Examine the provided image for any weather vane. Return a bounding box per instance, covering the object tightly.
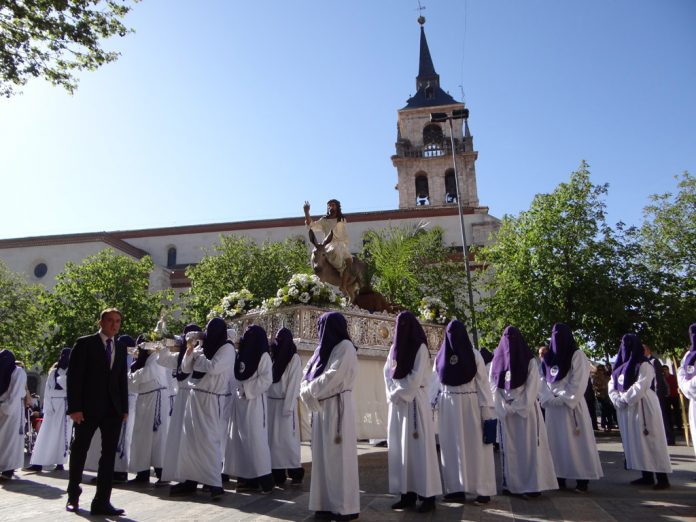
[416,1,426,24]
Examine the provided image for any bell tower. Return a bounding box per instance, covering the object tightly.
[392,16,480,210]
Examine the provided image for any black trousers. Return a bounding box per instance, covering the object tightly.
[67,415,122,504]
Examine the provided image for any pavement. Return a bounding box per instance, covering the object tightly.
[1,432,695,521]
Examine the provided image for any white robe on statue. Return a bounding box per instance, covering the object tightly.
[267,354,302,470]
[156,350,193,482]
[677,354,696,458]
[0,366,27,473]
[539,350,603,480]
[609,362,672,473]
[30,369,72,466]
[178,343,235,487]
[434,350,496,497]
[128,354,171,472]
[300,340,360,516]
[492,359,558,494]
[385,344,441,498]
[225,353,273,479]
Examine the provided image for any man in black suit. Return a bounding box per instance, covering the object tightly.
[65,308,129,516]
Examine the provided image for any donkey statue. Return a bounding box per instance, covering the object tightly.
[308,228,369,303]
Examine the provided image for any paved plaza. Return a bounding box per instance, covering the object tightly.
[1,434,695,521]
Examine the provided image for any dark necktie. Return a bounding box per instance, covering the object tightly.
[105,338,113,368]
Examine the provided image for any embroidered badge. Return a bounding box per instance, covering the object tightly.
[687,365,695,374]
[239,362,246,373]
[504,370,511,383]
[449,354,458,365]
[618,374,625,385]
[550,365,559,377]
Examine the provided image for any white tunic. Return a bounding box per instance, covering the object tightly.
[300,340,360,516]
[384,344,442,498]
[128,354,171,472]
[178,343,235,487]
[30,369,73,466]
[492,359,558,494]
[156,350,194,482]
[267,354,302,469]
[677,354,696,458]
[539,350,603,480]
[434,350,497,496]
[225,352,273,478]
[609,362,672,473]
[0,366,27,472]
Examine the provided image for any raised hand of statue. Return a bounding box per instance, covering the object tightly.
[303,201,311,214]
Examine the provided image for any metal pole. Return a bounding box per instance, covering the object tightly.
[447,117,479,350]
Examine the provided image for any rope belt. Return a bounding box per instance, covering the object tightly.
[318,390,352,444]
[192,387,228,417]
[140,386,166,432]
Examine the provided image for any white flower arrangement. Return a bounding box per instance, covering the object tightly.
[417,296,450,325]
[261,273,347,311]
[208,288,256,320]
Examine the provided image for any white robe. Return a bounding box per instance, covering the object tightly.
[434,350,497,496]
[128,354,171,472]
[267,353,302,469]
[609,362,672,473]
[30,369,73,466]
[384,344,441,498]
[225,352,273,478]
[0,366,27,473]
[178,343,235,487]
[539,350,603,480]
[156,350,193,482]
[492,359,558,494]
[677,353,696,458]
[300,340,360,516]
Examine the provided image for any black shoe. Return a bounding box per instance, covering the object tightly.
[154,479,170,487]
[653,481,670,490]
[90,502,125,516]
[170,481,197,496]
[443,492,467,502]
[416,498,436,513]
[391,492,417,509]
[575,480,589,492]
[25,464,42,472]
[65,499,79,513]
[128,471,150,485]
[630,477,655,486]
[210,486,224,500]
[474,496,491,505]
[221,473,231,483]
[557,478,567,489]
[55,465,64,471]
[524,492,541,498]
[1,470,14,479]
[333,514,359,521]
[314,512,333,520]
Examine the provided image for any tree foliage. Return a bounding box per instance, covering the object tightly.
[184,235,311,325]
[474,162,637,358]
[0,259,48,365]
[361,222,469,322]
[0,0,138,97]
[44,249,173,370]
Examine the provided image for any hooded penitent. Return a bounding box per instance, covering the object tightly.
[490,326,534,390]
[130,334,150,372]
[192,317,228,379]
[0,349,17,397]
[270,327,297,383]
[435,319,476,386]
[683,323,696,381]
[54,347,72,390]
[541,323,578,383]
[612,333,647,392]
[234,325,269,381]
[305,311,352,382]
[174,323,202,381]
[387,311,428,380]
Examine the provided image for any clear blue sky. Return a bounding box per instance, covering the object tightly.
[1,0,694,240]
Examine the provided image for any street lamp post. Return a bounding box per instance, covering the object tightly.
[430,109,479,350]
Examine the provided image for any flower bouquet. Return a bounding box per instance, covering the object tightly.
[261,273,347,311]
[417,296,450,325]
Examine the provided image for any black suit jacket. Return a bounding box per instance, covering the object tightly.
[67,332,129,419]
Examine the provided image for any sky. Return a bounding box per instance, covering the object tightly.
[1,0,694,240]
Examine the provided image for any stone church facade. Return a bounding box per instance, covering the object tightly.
[0,18,499,293]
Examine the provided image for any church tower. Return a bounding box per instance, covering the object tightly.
[392,16,480,210]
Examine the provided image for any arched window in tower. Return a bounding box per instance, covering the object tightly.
[445,169,457,203]
[422,124,444,157]
[167,247,177,268]
[415,175,430,206]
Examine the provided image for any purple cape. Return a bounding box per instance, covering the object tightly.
[193,317,228,379]
[490,326,534,390]
[0,349,16,397]
[270,327,297,383]
[305,312,353,382]
[388,311,428,380]
[435,319,476,386]
[682,323,696,381]
[175,323,202,381]
[542,323,578,383]
[235,325,269,381]
[611,333,647,392]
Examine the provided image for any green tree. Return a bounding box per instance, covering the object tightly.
[474,162,636,358]
[44,249,173,370]
[184,235,311,325]
[0,259,48,365]
[638,172,695,357]
[361,223,469,321]
[0,0,139,97]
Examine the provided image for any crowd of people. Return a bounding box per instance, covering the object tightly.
[0,308,694,520]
